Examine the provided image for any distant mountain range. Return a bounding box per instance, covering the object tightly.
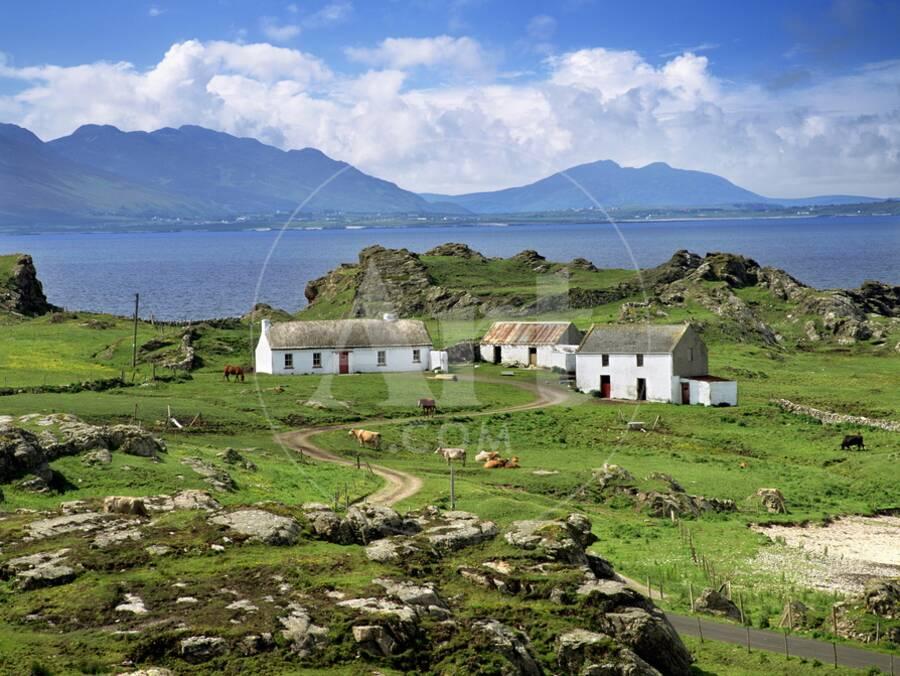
[0,122,890,227]
[419,160,886,213]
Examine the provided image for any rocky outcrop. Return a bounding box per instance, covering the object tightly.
[557,629,661,676]
[773,398,900,433]
[754,488,787,514]
[303,502,421,546]
[181,457,236,491]
[504,513,597,565]
[279,603,327,656]
[474,620,543,675]
[179,636,227,663]
[0,548,79,590]
[0,427,53,483]
[0,253,55,316]
[864,580,900,619]
[425,242,488,261]
[209,509,302,545]
[693,587,742,621]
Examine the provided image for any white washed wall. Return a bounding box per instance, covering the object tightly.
[576,353,674,402]
[261,346,429,375]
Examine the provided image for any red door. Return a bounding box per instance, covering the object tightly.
[600,375,611,398]
[339,351,349,374]
[681,382,690,405]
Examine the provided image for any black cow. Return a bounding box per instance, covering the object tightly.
[840,434,865,450]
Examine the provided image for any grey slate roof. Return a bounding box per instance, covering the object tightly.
[266,319,432,350]
[577,324,690,354]
[481,321,580,346]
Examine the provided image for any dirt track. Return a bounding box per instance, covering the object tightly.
[277,373,575,506]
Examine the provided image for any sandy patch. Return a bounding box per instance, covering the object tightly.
[751,515,900,594]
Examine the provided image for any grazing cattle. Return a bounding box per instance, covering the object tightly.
[841,434,865,450]
[483,458,507,469]
[349,428,382,449]
[475,450,499,463]
[435,447,466,466]
[103,496,148,517]
[223,365,245,382]
[417,398,437,417]
[738,461,749,469]
[504,455,520,469]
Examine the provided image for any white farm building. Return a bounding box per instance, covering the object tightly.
[255,318,434,375]
[479,321,584,371]
[575,324,737,406]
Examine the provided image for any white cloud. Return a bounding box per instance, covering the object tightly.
[259,16,301,42]
[304,1,352,28]
[148,6,164,17]
[1,38,899,197]
[346,35,487,74]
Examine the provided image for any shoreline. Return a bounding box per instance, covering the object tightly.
[1,211,898,238]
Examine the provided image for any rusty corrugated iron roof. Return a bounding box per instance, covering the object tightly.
[480,321,579,346]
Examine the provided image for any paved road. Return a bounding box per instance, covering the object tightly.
[278,373,574,506]
[667,612,896,673]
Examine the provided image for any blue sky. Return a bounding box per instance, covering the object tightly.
[1,0,899,196]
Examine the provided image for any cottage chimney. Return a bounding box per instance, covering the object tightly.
[261,318,271,335]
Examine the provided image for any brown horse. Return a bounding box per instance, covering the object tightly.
[223,365,245,382]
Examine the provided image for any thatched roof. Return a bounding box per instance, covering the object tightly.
[266,319,432,349]
[578,324,690,354]
[481,321,581,346]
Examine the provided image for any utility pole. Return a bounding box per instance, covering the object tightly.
[131,293,140,369]
[450,463,456,509]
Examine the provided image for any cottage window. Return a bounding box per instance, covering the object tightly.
[283,353,293,370]
[412,348,421,363]
[601,354,609,367]
[636,354,644,367]
[689,347,694,362]
[312,352,322,369]
[377,350,387,366]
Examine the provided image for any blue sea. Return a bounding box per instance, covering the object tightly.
[1,216,897,320]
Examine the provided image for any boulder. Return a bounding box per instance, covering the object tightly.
[504,514,596,565]
[337,596,418,624]
[352,625,398,657]
[864,580,900,619]
[557,629,661,676]
[118,669,174,676]
[778,600,811,629]
[598,607,693,676]
[209,509,302,545]
[82,448,112,465]
[237,633,275,656]
[179,636,227,663]
[0,427,51,483]
[364,536,420,563]
[693,587,742,621]
[691,252,760,288]
[374,578,450,618]
[424,511,498,552]
[27,511,110,539]
[344,503,415,543]
[593,464,636,491]
[1,548,79,590]
[755,488,787,513]
[473,619,543,676]
[115,593,148,615]
[105,425,166,457]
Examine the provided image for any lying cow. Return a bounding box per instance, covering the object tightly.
[484,457,507,469]
[840,434,865,450]
[475,450,499,463]
[103,495,148,517]
[504,455,520,469]
[435,447,466,466]
[349,428,382,449]
[417,398,437,417]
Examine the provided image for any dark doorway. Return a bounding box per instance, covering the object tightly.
[600,375,611,398]
[636,378,647,401]
[493,346,502,364]
[339,351,350,374]
[681,382,690,405]
[528,347,537,367]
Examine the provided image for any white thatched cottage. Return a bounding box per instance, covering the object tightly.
[575,324,737,405]
[255,318,434,375]
[479,321,583,371]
